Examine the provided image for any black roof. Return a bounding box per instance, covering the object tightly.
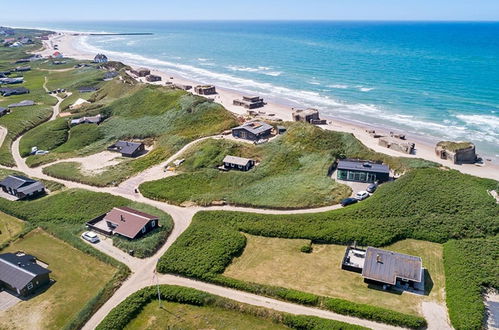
[110,141,143,155]
[362,247,422,285]
[77,86,99,93]
[337,160,390,174]
[0,253,51,290]
[0,175,37,190]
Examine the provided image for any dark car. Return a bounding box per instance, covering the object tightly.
[367,183,378,193]
[341,197,358,207]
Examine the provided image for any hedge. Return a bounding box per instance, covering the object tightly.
[97,285,368,330]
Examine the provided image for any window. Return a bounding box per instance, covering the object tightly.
[151,220,156,227]
[27,282,33,290]
[142,226,146,233]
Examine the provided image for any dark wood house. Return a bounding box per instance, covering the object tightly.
[0,175,45,200]
[0,252,51,296]
[336,159,390,183]
[232,121,273,141]
[222,155,255,171]
[107,141,145,158]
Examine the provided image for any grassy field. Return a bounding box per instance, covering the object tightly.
[140,123,437,208]
[125,301,289,330]
[0,229,117,330]
[41,85,238,186]
[225,235,444,316]
[0,188,173,258]
[0,211,25,245]
[98,285,366,330]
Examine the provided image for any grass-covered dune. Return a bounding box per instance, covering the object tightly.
[140,123,437,209]
[41,85,238,186]
[97,285,367,330]
[443,236,499,330]
[0,188,173,258]
[157,168,498,328]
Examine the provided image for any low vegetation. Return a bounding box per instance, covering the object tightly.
[0,229,117,330]
[97,285,367,330]
[443,236,499,330]
[0,189,173,258]
[140,123,437,208]
[157,168,497,327]
[19,118,69,157]
[0,211,25,245]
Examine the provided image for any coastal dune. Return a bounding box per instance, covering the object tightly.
[38,32,499,181]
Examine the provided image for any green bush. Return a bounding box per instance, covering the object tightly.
[300,243,312,253]
[282,315,367,330]
[19,118,69,157]
[443,237,499,330]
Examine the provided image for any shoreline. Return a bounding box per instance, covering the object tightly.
[37,31,499,181]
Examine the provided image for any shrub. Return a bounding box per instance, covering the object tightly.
[300,243,312,253]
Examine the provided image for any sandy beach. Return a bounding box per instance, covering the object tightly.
[38,32,499,181]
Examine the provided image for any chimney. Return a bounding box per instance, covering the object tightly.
[376,254,382,263]
[120,215,125,222]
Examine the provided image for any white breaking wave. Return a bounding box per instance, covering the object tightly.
[226,65,282,77]
[75,35,499,150]
[359,87,374,92]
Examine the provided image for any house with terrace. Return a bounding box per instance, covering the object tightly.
[86,207,159,240]
[232,121,273,141]
[342,246,424,292]
[0,252,51,297]
[336,159,390,183]
[0,175,45,200]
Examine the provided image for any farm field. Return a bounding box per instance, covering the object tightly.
[124,301,289,330]
[0,211,24,245]
[224,236,445,316]
[0,229,117,329]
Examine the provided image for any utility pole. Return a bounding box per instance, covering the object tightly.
[153,269,161,308]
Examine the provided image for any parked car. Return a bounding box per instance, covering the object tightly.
[341,197,358,207]
[366,183,378,193]
[354,191,370,201]
[81,231,99,243]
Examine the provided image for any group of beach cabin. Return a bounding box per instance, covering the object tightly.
[0,252,52,297]
[194,85,216,95]
[108,141,145,158]
[86,207,159,240]
[93,53,108,63]
[233,95,265,109]
[336,159,390,183]
[0,175,45,200]
[342,246,424,291]
[232,121,273,141]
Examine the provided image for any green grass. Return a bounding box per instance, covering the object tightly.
[0,188,173,258]
[0,211,25,245]
[225,236,445,316]
[0,105,53,166]
[140,123,438,209]
[436,141,474,151]
[157,167,497,327]
[44,66,105,92]
[443,236,499,330]
[19,118,69,156]
[98,285,367,330]
[0,228,117,330]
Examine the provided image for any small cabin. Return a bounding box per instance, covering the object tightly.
[107,141,145,158]
[0,175,45,200]
[232,121,273,141]
[222,155,255,171]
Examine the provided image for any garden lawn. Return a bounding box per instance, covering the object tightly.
[0,229,117,330]
[0,211,24,245]
[125,301,289,330]
[140,123,437,209]
[225,235,445,316]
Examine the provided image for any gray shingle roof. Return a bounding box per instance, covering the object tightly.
[0,175,36,190]
[0,253,51,290]
[362,247,422,285]
[223,155,253,167]
[234,121,272,135]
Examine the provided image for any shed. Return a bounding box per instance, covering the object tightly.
[232,121,273,141]
[0,175,46,200]
[222,155,255,171]
[0,252,51,296]
[336,159,390,183]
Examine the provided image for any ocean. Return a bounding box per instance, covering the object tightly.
[11,21,499,158]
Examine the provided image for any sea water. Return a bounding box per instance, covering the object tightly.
[11,21,499,158]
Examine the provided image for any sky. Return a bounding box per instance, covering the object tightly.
[1,0,498,21]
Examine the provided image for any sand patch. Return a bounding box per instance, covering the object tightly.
[68,151,123,175]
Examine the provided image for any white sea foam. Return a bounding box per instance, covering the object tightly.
[226,65,282,77]
[456,114,499,129]
[359,87,374,92]
[327,84,349,89]
[198,58,210,62]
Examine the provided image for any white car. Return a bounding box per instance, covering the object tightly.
[81,231,99,243]
[354,191,370,201]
